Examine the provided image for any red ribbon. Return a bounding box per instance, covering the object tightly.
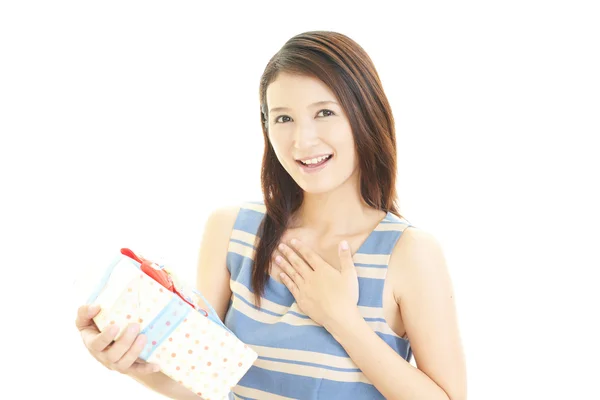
[120,248,207,316]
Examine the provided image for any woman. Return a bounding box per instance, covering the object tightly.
[76,30,467,399]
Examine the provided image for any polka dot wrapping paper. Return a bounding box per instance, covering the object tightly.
[86,248,258,400]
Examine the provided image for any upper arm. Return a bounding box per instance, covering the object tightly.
[195,205,240,322]
[392,228,467,400]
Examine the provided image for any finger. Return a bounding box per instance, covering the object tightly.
[106,323,141,364]
[289,238,322,270]
[76,304,100,331]
[279,272,300,298]
[338,240,355,273]
[114,334,148,372]
[89,323,119,352]
[275,250,304,285]
[130,359,161,375]
[278,242,311,278]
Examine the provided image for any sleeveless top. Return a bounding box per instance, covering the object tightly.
[223,201,415,399]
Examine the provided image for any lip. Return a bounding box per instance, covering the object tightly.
[295,153,333,162]
[296,154,333,174]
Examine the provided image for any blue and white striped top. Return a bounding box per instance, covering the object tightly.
[224,201,415,399]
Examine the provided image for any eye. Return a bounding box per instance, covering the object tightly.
[317,109,335,118]
[273,109,335,124]
[274,115,292,124]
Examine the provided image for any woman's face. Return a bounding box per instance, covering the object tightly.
[265,72,358,194]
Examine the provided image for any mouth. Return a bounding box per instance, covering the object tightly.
[295,154,333,171]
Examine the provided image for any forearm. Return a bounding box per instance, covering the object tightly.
[128,370,200,400]
[326,310,449,400]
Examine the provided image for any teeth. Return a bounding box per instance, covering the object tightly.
[301,155,330,165]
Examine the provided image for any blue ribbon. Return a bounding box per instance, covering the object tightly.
[139,296,191,360]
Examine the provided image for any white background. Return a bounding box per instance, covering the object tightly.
[1,1,599,399]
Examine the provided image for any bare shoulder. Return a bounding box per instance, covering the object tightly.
[388,226,455,325]
[391,225,443,255]
[204,204,241,232]
[197,203,241,270]
[389,226,450,295]
[388,226,467,399]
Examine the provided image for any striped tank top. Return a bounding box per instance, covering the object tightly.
[223,201,415,399]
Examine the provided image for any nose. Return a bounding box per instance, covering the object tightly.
[292,119,320,150]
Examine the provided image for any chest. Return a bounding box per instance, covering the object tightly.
[268,228,359,283]
[263,229,406,339]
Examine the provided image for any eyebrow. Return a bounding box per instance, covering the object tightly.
[269,100,339,114]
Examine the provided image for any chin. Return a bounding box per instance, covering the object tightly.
[296,180,340,195]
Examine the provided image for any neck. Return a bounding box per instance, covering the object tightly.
[291,175,383,236]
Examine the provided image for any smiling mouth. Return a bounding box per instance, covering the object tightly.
[296,154,333,168]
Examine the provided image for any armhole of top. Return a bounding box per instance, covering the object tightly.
[389,216,417,251]
[386,219,417,300]
[225,204,245,275]
[225,201,266,274]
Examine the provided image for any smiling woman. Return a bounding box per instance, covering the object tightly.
[75,30,467,400]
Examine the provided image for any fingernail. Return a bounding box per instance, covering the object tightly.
[88,305,99,317]
[341,240,349,250]
[129,324,139,334]
[109,325,119,335]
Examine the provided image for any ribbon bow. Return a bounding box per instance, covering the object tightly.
[120,248,208,317]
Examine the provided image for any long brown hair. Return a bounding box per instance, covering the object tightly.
[253,31,403,306]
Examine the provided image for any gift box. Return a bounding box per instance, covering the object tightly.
[86,248,257,400]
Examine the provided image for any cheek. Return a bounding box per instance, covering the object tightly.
[268,136,285,157]
[269,137,295,170]
[340,148,358,171]
[332,132,356,164]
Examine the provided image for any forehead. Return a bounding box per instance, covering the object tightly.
[266,72,337,109]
